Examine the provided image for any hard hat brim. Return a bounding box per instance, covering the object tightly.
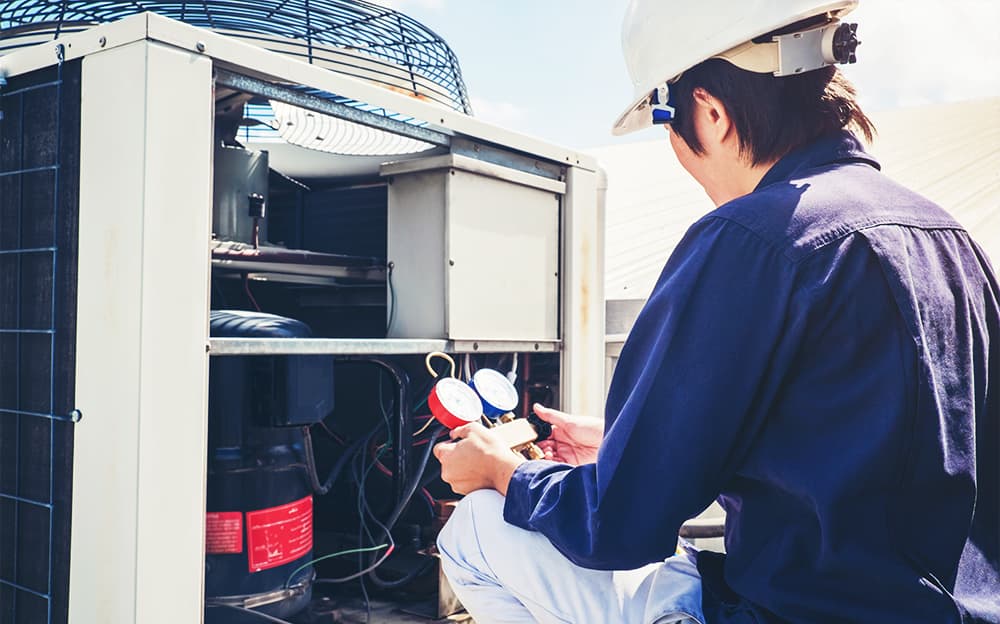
[612,94,655,136]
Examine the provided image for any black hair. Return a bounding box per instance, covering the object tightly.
[670,60,876,166]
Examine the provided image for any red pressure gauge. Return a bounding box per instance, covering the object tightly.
[428,377,484,429]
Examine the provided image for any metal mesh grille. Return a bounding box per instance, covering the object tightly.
[0,53,80,624]
[0,0,472,115]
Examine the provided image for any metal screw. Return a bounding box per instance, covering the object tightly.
[99,36,107,48]
[196,41,206,53]
[449,259,455,266]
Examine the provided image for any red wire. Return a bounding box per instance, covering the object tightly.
[242,274,261,312]
[413,429,449,447]
[421,488,435,506]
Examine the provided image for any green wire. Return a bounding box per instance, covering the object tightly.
[285,544,389,588]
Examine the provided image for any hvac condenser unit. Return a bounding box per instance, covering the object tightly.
[0,2,605,623]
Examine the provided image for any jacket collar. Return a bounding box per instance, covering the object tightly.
[755,131,880,192]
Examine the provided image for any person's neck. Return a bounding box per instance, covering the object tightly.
[706,158,779,207]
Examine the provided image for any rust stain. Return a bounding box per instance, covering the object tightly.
[579,237,590,330]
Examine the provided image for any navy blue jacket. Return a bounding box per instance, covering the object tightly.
[504,132,1000,623]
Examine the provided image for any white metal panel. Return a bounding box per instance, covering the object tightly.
[71,40,213,624]
[447,169,560,341]
[561,167,607,416]
[384,156,561,341]
[385,168,448,339]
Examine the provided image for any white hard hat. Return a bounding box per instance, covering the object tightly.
[613,0,861,135]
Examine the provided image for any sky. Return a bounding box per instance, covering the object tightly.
[377,0,1000,149]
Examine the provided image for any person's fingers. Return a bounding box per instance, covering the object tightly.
[450,423,476,440]
[533,403,572,427]
[536,440,556,452]
[433,441,454,460]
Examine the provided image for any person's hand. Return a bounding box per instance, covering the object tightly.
[533,403,603,466]
[433,422,526,495]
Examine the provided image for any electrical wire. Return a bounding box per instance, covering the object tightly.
[386,261,396,334]
[425,351,456,378]
[284,544,389,588]
[242,273,261,312]
[369,446,436,520]
[311,539,397,584]
[365,425,441,589]
[356,445,389,624]
[317,420,346,445]
[342,418,442,589]
[312,379,399,586]
[303,370,443,591]
[205,603,294,624]
[301,423,379,496]
[411,416,435,437]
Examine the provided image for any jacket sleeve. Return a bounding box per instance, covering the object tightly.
[502,216,803,570]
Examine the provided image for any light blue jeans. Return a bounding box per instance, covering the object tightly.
[437,490,706,624]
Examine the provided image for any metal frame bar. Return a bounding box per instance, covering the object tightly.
[214,68,451,147]
[208,337,561,356]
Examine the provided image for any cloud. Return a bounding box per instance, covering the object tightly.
[842,0,1000,109]
[469,96,527,126]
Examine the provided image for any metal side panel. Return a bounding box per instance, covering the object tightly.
[561,167,607,416]
[71,41,212,624]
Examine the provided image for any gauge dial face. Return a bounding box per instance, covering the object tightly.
[472,369,519,413]
[433,377,483,424]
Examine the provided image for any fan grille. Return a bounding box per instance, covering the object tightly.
[0,0,472,115]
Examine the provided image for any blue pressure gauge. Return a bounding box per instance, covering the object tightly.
[470,368,519,419]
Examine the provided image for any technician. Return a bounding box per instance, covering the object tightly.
[433,1,1000,622]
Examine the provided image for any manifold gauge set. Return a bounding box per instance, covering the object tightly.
[424,352,547,459]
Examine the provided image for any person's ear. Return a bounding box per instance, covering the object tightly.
[691,88,735,152]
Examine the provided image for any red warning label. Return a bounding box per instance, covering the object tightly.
[246,496,313,572]
[206,511,243,554]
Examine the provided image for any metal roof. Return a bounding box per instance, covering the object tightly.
[592,97,1000,302]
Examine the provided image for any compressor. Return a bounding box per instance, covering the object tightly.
[205,310,335,623]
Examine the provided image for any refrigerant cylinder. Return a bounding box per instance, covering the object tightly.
[205,310,334,623]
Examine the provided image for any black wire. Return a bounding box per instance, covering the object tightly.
[312,437,396,585]
[205,604,294,624]
[379,423,441,535]
[301,425,326,494]
[302,421,383,496]
[366,425,441,589]
[357,445,373,624]
[386,262,396,334]
[360,573,372,624]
